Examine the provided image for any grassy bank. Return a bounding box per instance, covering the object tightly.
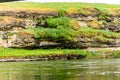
[0,48,120,59]
[0,2,119,9]
[0,2,120,61]
[0,48,86,58]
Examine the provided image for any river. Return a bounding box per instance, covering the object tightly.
[0,59,120,80]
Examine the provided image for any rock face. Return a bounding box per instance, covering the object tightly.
[0,8,120,49]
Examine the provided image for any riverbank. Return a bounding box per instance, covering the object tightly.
[0,2,120,48]
[0,2,120,62]
[0,48,120,62]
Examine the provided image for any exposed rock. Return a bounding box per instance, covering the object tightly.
[7,31,36,48]
[103,20,120,32]
[39,41,62,48]
[78,21,88,27]
[0,8,119,49]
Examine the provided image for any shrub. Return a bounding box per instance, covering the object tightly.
[45,17,80,30]
[45,17,71,28]
[98,9,110,20]
[27,27,76,42]
[58,9,66,17]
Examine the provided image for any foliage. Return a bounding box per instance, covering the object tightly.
[27,27,76,41]
[45,17,71,28]
[0,48,120,59]
[0,48,87,58]
[58,9,66,17]
[77,27,120,42]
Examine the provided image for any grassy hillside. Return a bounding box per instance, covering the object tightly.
[0,2,119,10]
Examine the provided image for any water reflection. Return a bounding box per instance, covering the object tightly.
[0,59,120,80]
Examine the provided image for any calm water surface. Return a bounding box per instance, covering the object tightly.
[0,59,120,80]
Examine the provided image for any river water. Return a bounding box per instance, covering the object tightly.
[0,59,120,80]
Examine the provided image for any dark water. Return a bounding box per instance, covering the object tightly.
[1,59,120,80]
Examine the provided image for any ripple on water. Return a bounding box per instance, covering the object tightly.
[0,59,120,80]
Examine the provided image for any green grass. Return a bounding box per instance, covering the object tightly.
[0,2,120,17]
[26,26,120,43]
[0,2,120,60]
[0,48,87,58]
[0,2,120,10]
[27,27,76,41]
[0,48,120,59]
[77,27,120,42]
[45,17,71,28]
[78,27,120,38]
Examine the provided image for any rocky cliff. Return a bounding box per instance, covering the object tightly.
[1,7,120,48]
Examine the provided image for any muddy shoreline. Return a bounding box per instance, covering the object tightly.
[0,54,86,62]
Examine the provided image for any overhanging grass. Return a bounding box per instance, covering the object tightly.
[27,27,76,41]
[26,27,120,43]
[77,27,120,42]
[78,27,120,38]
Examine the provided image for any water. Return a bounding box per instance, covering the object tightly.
[0,59,120,80]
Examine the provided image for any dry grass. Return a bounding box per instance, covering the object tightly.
[0,8,58,14]
[88,20,101,29]
[67,8,79,14]
[108,8,120,16]
[70,20,79,30]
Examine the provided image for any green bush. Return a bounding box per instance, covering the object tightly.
[27,27,76,42]
[58,9,66,17]
[97,9,110,20]
[26,27,120,43]
[45,17,71,28]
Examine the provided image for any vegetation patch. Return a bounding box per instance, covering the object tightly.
[27,27,76,42]
[0,48,87,59]
[45,17,71,28]
[77,27,120,42]
[0,48,120,60]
